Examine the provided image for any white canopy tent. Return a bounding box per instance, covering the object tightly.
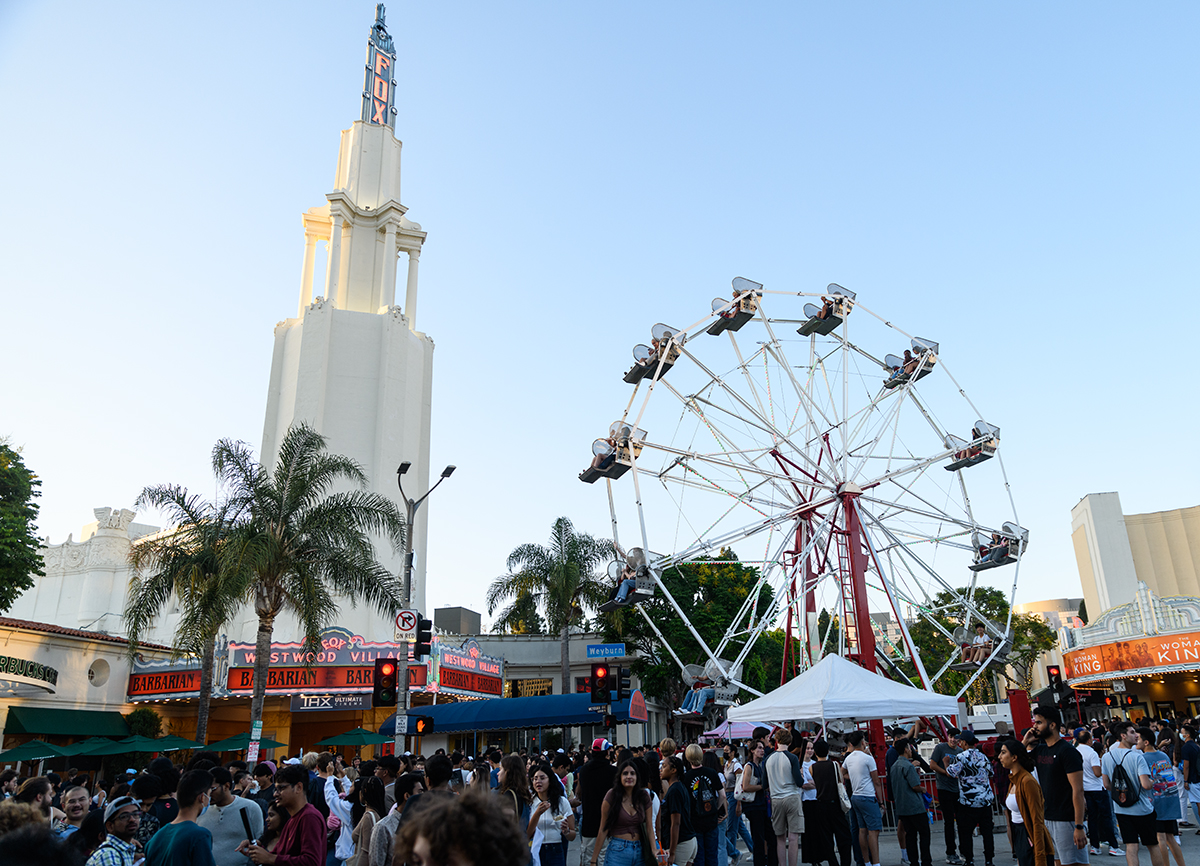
[726,653,960,724]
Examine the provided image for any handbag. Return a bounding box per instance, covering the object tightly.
[634,798,659,866]
[837,778,851,814]
[734,767,755,803]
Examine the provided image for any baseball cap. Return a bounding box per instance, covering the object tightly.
[124,768,138,776]
[284,757,302,765]
[104,796,138,824]
[958,732,978,746]
[591,738,612,752]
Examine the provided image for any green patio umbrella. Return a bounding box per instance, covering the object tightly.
[315,727,391,747]
[205,732,287,752]
[83,735,170,756]
[154,735,205,752]
[0,740,72,762]
[59,737,121,756]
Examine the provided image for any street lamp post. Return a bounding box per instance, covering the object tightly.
[395,461,455,753]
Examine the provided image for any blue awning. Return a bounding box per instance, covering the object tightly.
[379,693,641,736]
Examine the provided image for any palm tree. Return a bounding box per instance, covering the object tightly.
[486,517,613,694]
[215,423,406,730]
[125,485,236,745]
[490,590,546,635]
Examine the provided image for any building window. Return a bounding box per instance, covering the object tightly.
[505,678,554,698]
[87,659,110,687]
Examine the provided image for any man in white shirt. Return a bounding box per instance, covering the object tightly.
[1075,728,1118,854]
[843,731,884,866]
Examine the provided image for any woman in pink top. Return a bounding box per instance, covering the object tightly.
[592,759,657,866]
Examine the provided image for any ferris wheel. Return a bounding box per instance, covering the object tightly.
[580,278,1026,722]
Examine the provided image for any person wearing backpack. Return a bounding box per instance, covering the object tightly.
[1100,721,1161,866]
[684,744,727,866]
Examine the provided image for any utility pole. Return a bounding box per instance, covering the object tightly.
[395,462,455,754]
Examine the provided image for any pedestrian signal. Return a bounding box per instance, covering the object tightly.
[414,715,435,735]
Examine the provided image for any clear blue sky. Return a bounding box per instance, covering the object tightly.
[3,2,1198,627]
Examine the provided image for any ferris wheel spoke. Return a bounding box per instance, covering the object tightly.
[859,503,992,626]
[675,344,835,486]
[769,341,840,440]
[724,331,776,439]
[845,381,911,481]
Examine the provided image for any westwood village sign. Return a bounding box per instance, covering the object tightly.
[127,627,427,701]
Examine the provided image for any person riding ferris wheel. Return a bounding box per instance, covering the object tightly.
[579,277,1025,726]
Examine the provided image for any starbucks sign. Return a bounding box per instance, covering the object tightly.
[0,654,58,694]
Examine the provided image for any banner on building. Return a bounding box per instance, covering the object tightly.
[1064,630,1200,684]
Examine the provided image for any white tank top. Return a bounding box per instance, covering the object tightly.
[1005,790,1022,823]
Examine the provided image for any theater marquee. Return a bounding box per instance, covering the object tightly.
[127,626,430,700]
[1064,630,1200,685]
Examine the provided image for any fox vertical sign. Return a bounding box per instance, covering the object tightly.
[361,5,397,128]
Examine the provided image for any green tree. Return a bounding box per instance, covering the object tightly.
[126,706,163,738]
[0,442,44,613]
[491,590,546,635]
[213,423,407,730]
[1003,612,1059,693]
[599,548,777,727]
[125,485,239,744]
[1077,598,1088,624]
[486,517,613,694]
[817,608,842,654]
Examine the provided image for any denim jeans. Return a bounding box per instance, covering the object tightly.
[682,688,715,713]
[694,826,719,866]
[604,837,643,866]
[616,578,637,602]
[848,801,863,866]
[1084,789,1118,848]
[539,840,567,866]
[726,793,753,857]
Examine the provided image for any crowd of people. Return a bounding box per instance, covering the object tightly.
[0,707,1197,866]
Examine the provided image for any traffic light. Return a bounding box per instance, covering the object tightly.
[414,715,435,735]
[615,666,632,702]
[1046,665,1064,691]
[603,713,617,729]
[373,658,398,708]
[414,616,433,659]
[590,662,611,703]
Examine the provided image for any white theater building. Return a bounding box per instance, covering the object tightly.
[8,5,436,712]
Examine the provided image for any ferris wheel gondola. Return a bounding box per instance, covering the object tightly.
[579,277,1025,721]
